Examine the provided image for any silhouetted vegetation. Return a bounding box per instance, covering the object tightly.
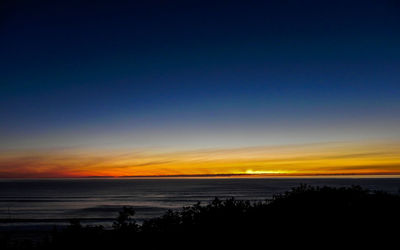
[2,185,400,249]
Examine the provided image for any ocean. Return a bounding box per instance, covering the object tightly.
[1,177,400,230]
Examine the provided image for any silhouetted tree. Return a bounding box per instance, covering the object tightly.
[112,206,138,232]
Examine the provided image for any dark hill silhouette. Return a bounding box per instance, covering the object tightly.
[2,185,400,249]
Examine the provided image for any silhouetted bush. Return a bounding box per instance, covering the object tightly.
[3,185,400,249]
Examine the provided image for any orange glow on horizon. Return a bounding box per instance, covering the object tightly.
[0,140,400,178]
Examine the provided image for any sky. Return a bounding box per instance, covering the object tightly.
[0,0,400,177]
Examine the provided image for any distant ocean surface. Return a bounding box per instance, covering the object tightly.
[1,178,400,230]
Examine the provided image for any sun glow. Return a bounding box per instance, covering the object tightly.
[242,170,291,175]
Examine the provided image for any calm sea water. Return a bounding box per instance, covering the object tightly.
[1,178,400,230]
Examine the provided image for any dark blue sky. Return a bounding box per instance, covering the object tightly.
[1,0,399,150]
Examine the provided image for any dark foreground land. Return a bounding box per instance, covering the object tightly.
[2,185,400,249]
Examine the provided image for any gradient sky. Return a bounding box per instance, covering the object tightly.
[1,1,399,177]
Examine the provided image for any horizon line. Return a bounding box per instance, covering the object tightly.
[2,172,400,179]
